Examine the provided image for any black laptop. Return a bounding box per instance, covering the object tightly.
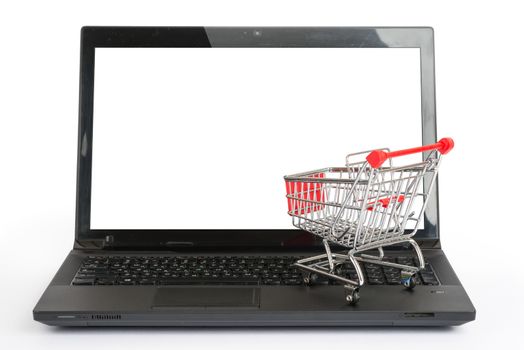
[33,26,475,326]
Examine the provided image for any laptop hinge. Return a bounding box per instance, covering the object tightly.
[416,238,441,249]
[73,235,114,250]
[73,236,441,250]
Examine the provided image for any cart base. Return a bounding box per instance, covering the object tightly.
[294,240,425,304]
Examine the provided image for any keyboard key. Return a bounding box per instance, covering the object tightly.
[96,279,116,285]
[138,279,156,285]
[283,279,302,285]
[263,279,282,285]
[72,278,94,285]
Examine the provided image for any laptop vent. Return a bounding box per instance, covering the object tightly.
[91,314,122,320]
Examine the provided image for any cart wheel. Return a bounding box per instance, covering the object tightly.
[303,272,315,286]
[303,273,317,286]
[344,287,360,305]
[401,272,417,289]
[303,276,311,286]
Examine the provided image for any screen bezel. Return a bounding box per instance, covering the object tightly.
[76,26,440,248]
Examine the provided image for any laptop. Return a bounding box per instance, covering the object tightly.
[33,26,475,326]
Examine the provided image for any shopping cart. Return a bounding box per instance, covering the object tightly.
[284,138,454,304]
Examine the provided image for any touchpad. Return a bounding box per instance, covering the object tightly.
[152,287,261,308]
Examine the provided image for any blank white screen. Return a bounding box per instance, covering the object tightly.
[91,47,422,229]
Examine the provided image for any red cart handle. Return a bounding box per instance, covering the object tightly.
[366,137,454,169]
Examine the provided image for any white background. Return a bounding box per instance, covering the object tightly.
[0,1,523,349]
[91,47,421,229]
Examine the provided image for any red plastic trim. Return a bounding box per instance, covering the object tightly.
[366,137,454,169]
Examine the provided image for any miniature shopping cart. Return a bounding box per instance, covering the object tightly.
[284,138,454,304]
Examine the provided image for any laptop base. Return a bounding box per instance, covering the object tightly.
[34,249,475,327]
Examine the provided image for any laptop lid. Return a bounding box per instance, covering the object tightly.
[75,26,439,249]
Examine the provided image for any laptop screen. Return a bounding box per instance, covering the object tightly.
[90,47,423,230]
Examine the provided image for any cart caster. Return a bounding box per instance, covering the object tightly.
[303,273,317,286]
[344,286,360,305]
[401,271,417,289]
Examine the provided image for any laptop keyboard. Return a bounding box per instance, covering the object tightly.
[72,255,440,286]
